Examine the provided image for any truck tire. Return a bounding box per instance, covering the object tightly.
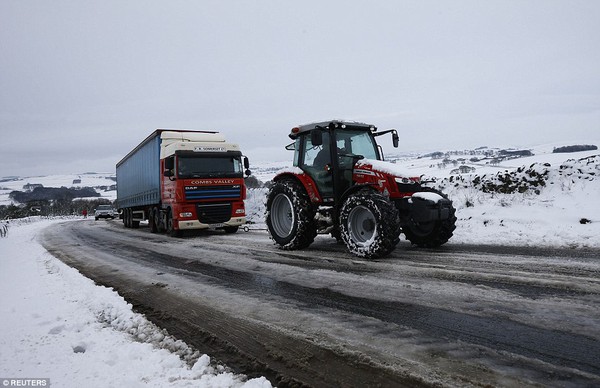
[339,190,401,259]
[402,188,457,247]
[149,207,158,233]
[266,179,317,250]
[166,208,182,237]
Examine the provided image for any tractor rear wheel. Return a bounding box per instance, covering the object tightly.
[339,190,401,259]
[266,179,317,250]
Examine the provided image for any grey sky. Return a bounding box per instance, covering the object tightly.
[1,0,599,177]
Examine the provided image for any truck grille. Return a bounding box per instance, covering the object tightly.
[196,203,231,224]
[185,185,241,200]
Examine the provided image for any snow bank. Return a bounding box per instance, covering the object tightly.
[434,155,600,247]
[0,218,272,388]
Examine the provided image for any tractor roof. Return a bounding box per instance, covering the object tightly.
[289,120,377,139]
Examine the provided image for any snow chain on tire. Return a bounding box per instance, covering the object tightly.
[266,179,317,250]
[339,189,401,259]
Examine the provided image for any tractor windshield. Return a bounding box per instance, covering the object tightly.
[334,130,379,160]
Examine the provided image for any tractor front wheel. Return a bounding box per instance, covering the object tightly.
[340,190,401,259]
[266,179,317,250]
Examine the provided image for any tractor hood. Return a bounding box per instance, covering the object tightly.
[355,159,416,181]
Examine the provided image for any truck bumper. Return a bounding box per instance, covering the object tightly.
[177,216,246,230]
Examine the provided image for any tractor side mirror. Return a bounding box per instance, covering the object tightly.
[311,129,323,146]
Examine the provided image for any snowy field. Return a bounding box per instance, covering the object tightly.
[1,144,599,387]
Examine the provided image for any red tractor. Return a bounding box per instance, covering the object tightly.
[265,120,456,258]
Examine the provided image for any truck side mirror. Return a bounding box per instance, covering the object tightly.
[243,156,250,169]
[311,129,323,146]
[164,156,175,177]
[392,132,399,148]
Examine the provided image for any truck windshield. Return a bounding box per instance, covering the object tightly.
[177,155,243,178]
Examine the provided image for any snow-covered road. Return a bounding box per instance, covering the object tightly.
[37,219,600,387]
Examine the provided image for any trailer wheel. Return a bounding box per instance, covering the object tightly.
[166,208,182,237]
[340,190,401,259]
[123,208,131,228]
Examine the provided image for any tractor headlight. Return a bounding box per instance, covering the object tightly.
[395,177,415,184]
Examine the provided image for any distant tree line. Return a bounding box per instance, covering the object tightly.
[499,149,534,157]
[1,198,114,220]
[2,186,110,220]
[553,145,598,153]
[9,186,99,203]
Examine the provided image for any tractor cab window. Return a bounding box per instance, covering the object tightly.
[302,132,332,168]
[300,132,334,198]
[334,130,379,160]
[291,139,300,167]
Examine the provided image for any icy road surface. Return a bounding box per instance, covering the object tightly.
[41,220,600,387]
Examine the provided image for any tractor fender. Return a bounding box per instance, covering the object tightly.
[340,183,378,204]
[273,171,323,204]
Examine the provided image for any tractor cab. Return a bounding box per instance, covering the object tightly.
[288,121,399,203]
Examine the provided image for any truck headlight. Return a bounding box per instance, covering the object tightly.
[179,212,193,218]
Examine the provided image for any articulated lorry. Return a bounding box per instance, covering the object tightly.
[116,129,250,236]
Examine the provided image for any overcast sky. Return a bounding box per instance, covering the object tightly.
[1,0,599,177]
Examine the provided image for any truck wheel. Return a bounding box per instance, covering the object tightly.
[156,208,166,233]
[266,179,317,250]
[166,208,182,237]
[402,189,457,247]
[339,190,401,259]
[149,207,158,233]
